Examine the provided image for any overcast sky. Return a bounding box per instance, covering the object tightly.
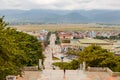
[0,0,120,10]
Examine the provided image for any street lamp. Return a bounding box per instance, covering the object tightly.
[52,48,53,58]
[61,55,64,63]
[61,55,64,70]
[61,55,66,78]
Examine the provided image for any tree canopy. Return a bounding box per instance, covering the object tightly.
[53,59,79,70]
[79,44,120,72]
[53,45,120,72]
[0,16,44,80]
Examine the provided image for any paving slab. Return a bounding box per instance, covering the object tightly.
[22,70,119,80]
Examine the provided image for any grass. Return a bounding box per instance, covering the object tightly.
[11,24,120,32]
[78,38,110,44]
[52,56,60,60]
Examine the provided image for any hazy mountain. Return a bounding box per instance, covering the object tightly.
[0,9,120,24]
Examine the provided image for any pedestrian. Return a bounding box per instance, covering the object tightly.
[53,66,55,70]
[63,68,66,75]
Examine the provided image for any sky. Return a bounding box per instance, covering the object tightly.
[0,0,120,10]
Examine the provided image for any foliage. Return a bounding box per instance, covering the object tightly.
[95,35,120,40]
[52,60,79,70]
[62,39,70,43]
[95,36,108,39]
[67,48,80,56]
[54,32,61,44]
[79,44,120,72]
[54,44,120,71]
[52,56,60,60]
[44,32,51,47]
[0,16,44,79]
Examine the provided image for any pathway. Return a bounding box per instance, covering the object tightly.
[43,34,61,69]
[22,70,120,80]
[22,33,120,80]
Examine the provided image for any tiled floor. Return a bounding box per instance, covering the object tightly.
[22,70,119,80]
[86,72,118,80]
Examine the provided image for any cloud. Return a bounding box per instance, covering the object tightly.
[0,0,120,10]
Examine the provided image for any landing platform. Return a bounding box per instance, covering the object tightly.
[22,70,120,80]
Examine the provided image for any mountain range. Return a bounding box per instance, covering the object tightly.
[0,9,120,24]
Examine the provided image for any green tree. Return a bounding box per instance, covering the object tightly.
[53,60,79,70]
[0,16,44,79]
[54,32,61,44]
[44,32,51,47]
[67,48,80,56]
[79,44,120,71]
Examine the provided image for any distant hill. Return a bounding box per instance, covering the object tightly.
[0,9,120,24]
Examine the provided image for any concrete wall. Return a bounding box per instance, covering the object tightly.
[23,66,38,71]
[87,67,120,77]
[87,67,107,72]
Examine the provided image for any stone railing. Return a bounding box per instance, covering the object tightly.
[87,67,107,72]
[106,68,120,77]
[6,75,16,80]
[87,67,120,77]
[23,66,38,71]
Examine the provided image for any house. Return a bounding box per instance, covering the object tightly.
[58,32,73,40]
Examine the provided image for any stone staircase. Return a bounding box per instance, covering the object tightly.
[40,70,90,80]
[23,70,120,80]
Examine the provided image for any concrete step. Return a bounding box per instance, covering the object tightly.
[40,70,90,80]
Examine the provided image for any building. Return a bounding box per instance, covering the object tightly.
[112,40,120,55]
[58,31,73,43]
[61,38,113,52]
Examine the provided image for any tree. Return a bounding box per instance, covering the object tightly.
[78,44,120,72]
[53,60,79,70]
[0,17,22,79]
[0,16,44,79]
[67,48,80,56]
[44,32,51,47]
[0,16,9,30]
[55,32,61,44]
